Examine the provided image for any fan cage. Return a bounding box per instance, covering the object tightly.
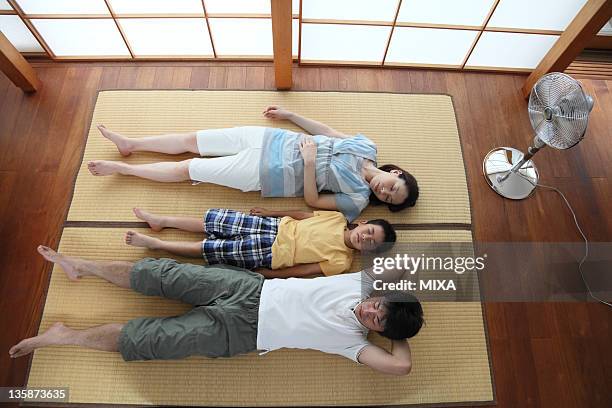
[528,72,590,150]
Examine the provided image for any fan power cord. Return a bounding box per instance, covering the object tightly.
[532,181,611,307]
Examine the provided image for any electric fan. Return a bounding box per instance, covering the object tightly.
[483,72,594,199]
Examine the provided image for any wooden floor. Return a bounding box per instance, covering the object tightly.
[0,62,610,408]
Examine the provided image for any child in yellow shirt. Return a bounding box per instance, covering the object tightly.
[125,207,396,278]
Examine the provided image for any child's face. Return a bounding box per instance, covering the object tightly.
[349,223,386,252]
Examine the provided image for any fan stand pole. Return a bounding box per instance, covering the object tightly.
[497,138,546,183]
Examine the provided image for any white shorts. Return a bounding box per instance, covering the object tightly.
[188,126,266,192]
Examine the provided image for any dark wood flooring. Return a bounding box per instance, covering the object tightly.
[0,62,610,407]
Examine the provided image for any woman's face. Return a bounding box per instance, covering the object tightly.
[369,170,408,205]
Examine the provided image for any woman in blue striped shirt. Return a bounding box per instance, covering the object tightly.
[89,106,419,222]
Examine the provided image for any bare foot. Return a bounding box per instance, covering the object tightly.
[98,124,133,157]
[9,322,69,358]
[88,160,122,176]
[133,208,164,232]
[125,231,160,249]
[37,245,82,281]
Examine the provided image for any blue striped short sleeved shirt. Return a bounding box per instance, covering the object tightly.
[259,128,377,222]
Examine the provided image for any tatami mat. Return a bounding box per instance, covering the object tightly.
[27,90,491,406]
[27,228,493,406]
[66,91,471,224]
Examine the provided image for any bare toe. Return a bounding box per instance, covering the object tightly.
[133,208,163,231]
[10,338,39,358]
[9,342,30,358]
[37,245,59,263]
[10,322,67,358]
[87,160,119,176]
[133,208,144,220]
[98,125,132,157]
[126,231,156,249]
[38,248,81,281]
[87,161,97,175]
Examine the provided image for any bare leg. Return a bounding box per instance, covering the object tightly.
[125,231,202,258]
[88,159,191,182]
[37,245,133,288]
[133,208,204,233]
[97,125,199,156]
[9,322,123,358]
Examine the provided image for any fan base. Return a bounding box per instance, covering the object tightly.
[483,147,539,200]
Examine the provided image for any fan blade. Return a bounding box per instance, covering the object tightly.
[530,85,545,108]
[537,73,577,107]
[528,107,546,131]
[549,116,584,149]
[533,116,550,140]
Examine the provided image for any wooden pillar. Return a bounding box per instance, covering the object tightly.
[271,0,292,90]
[0,32,40,92]
[522,0,612,98]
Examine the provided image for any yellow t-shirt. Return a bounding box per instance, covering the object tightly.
[271,211,354,275]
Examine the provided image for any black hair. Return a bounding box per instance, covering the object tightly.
[365,219,396,254]
[369,164,419,212]
[380,292,424,340]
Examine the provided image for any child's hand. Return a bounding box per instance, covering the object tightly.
[263,105,292,120]
[299,135,317,165]
[250,207,270,217]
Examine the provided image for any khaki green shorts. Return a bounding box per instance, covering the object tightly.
[119,258,263,361]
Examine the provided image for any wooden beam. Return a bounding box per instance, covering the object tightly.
[270,0,292,89]
[7,0,55,58]
[104,0,135,59]
[461,0,501,69]
[522,0,612,98]
[0,31,41,92]
[382,0,402,66]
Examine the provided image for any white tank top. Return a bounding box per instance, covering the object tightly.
[256,272,372,362]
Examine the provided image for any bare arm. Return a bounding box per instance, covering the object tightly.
[263,105,349,138]
[357,341,413,376]
[301,140,338,210]
[288,112,349,138]
[257,263,323,278]
[250,207,314,220]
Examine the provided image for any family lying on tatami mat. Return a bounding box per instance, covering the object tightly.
[9,106,424,376]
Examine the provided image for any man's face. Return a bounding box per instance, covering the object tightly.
[354,296,387,332]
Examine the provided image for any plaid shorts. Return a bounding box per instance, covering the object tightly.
[202,208,279,269]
